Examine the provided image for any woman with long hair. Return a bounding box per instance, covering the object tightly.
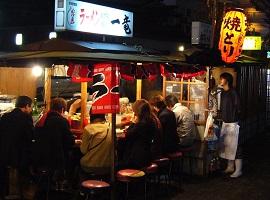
[121,99,156,169]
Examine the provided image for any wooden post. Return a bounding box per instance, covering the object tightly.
[80,82,88,129]
[162,76,166,97]
[136,79,142,100]
[44,68,52,111]
[110,113,116,200]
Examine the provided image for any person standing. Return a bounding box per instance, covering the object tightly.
[150,95,178,154]
[219,72,242,178]
[0,96,34,199]
[165,95,196,148]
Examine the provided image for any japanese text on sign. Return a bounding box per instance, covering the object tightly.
[218,9,247,63]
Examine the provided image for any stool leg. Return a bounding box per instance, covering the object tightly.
[126,182,129,200]
[144,177,147,200]
[46,174,50,200]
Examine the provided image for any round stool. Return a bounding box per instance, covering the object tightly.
[143,163,158,199]
[153,157,170,186]
[117,169,145,199]
[168,151,183,188]
[143,163,158,174]
[179,145,194,176]
[81,180,110,200]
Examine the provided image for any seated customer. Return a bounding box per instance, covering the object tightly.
[34,98,75,187]
[165,95,196,147]
[150,95,178,154]
[80,112,112,175]
[120,99,156,169]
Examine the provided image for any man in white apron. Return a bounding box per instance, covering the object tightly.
[219,73,242,178]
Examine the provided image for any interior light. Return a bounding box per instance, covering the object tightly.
[32,65,43,77]
[178,45,185,52]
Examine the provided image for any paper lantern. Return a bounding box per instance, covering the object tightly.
[218,9,247,63]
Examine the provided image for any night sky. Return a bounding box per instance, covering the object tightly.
[0,0,185,41]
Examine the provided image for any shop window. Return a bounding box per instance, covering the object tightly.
[164,77,208,123]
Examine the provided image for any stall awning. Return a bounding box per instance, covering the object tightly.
[0,51,169,67]
[22,39,145,54]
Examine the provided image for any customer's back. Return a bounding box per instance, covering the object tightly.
[0,96,33,169]
[80,118,112,172]
[165,95,196,147]
[34,98,74,170]
[122,99,156,169]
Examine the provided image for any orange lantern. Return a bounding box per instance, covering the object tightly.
[218,9,247,63]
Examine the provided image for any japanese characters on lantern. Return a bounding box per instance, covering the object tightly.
[218,9,247,63]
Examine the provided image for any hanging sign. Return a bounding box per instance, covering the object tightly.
[218,9,247,63]
[91,63,120,114]
[54,0,133,37]
[67,63,92,82]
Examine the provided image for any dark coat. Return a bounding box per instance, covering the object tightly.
[0,108,33,169]
[33,111,75,170]
[122,120,156,169]
[158,107,179,154]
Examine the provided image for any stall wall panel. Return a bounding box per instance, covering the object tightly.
[236,64,268,142]
[0,67,37,99]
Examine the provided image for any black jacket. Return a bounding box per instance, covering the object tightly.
[0,108,33,169]
[158,107,179,154]
[122,120,156,169]
[220,89,240,123]
[34,111,75,170]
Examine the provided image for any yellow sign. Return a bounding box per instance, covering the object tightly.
[242,36,262,50]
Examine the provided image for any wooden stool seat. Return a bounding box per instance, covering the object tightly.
[81,180,110,189]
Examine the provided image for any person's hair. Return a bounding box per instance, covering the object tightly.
[165,95,179,107]
[220,72,233,88]
[149,95,166,110]
[15,96,32,108]
[90,111,106,123]
[50,98,67,112]
[132,99,152,123]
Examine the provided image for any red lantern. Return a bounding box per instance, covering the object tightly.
[218,9,247,63]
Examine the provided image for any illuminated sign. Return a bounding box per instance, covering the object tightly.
[267,51,270,59]
[54,0,133,37]
[242,36,262,50]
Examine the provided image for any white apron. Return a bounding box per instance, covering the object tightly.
[219,122,240,160]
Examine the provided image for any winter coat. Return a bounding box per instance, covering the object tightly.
[33,111,75,171]
[0,108,33,169]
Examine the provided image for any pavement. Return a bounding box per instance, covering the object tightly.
[36,131,270,200]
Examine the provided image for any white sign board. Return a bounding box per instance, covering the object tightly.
[55,0,133,37]
[191,22,212,45]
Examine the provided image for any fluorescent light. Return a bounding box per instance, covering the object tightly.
[32,66,43,77]
[15,34,23,45]
[49,32,57,39]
